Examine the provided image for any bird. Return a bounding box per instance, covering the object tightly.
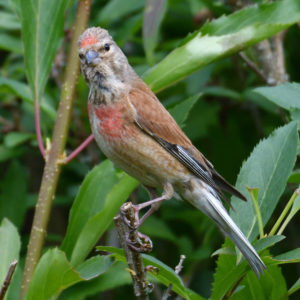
[78,27,266,277]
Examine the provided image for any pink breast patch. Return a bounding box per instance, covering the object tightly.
[94,105,123,138]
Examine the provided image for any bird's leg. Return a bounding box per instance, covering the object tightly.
[134,183,174,227]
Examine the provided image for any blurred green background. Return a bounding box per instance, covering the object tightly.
[0,0,300,299]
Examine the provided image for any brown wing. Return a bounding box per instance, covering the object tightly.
[128,80,246,201]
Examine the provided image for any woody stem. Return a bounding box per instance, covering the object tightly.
[20,1,92,298]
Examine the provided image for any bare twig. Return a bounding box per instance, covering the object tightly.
[64,134,94,164]
[20,1,92,298]
[162,254,186,300]
[114,202,152,300]
[239,52,269,83]
[0,260,18,300]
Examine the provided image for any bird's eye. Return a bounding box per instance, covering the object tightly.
[104,43,110,51]
[79,53,84,59]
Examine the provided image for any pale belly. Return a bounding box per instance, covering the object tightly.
[89,105,190,188]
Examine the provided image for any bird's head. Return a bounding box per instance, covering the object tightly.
[78,27,133,97]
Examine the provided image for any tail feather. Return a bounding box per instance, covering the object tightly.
[195,187,266,277]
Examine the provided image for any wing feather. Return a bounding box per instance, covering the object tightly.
[129,80,246,201]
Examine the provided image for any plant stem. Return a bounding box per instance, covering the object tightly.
[247,187,264,239]
[269,189,299,236]
[20,1,91,298]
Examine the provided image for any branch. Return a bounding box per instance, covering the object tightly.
[162,255,186,300]
[20,1,92,298]
[0,260,18,300]
[114,202,152,300]
[64,134,94,164]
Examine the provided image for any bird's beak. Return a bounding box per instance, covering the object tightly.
[85,50,101,65]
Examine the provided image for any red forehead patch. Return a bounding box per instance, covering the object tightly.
[80,34,99,48]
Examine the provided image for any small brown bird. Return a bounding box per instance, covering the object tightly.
[78,27,266,276]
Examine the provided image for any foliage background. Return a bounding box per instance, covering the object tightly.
[0,0,300,299]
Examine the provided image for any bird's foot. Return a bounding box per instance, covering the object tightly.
[126,231,153,253]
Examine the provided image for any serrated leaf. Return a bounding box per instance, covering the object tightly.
[253,82,300,111]
[230,122,298,242]
[230,264,287,300]
[144,0,300,92]
[0,218,20,288]
[97,246,205,300]
[19,0,68,103]
[168,93,201,128]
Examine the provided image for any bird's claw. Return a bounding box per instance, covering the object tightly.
[126,232,153,253]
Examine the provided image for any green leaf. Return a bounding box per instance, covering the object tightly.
[25,249,112,300]
[288,169,300,183]
[140,216,178,243]
[4,132,33,148]
[75,255,112,281]
[168,93,201,128]
[253,82,300,111]
[61,161,119,258]
[19,0,68,103]
[0,33,22,53]
[0,77,56,120]
[60,262,132,300]
[61,160,139,266]
[0,11,20,30]
[98,0,144,25]
[288,277,300,296]
[97,246,205,300]
[143,0,300,92]
[272,248,300,264]
[211,239,249,300]
[230,265,287,300]
[0,161,27,228]
[230,122,298,242]
[0,145,24,162]
[253,235,286,253]
[0,218,20,288]
[143,0,167,64]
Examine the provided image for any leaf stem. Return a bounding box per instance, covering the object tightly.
[269,188,299,236]
[248,187,264,239]
[64,134,94,164]
[20,1,92,298]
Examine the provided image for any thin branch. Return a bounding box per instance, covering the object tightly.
[162,255,186,300]
[64,134,94,164]
[239,52,269,84]
[20,1,92,298]
[0,260,18,300]
[114,202,152,300]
